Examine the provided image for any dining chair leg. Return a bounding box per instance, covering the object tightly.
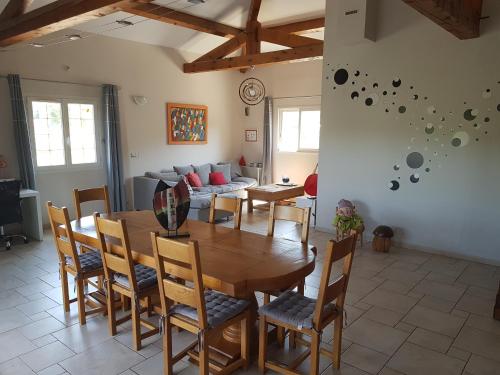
[258,316,268,374]
[76,279,86,325]
[131,297,141,351]
[289,329,297,349]
[241,312,250,369]
[60,268,70,312]
[199,332,209,375]
[146,296,153,317]
[106,284,117,336]
[263,293,271,305]
[277,326,285,347]
[163,319,174,375]
[332,315,343,369]
[309,331,320,375]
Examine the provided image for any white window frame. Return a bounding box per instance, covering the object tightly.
[27,96,103,173]
[278,105,321,153]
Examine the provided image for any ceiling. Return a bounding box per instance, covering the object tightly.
[0,0,325,55]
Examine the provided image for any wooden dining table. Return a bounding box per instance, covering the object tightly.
[70,210,316,365]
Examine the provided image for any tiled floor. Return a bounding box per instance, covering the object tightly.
[1,208,500,374]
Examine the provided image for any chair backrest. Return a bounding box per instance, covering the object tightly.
[268,202,311,243]
[151,232,208,329]
[73,186,111,219]
[93,213,138,290]
[46,201,80,271]
[208,193,243,229]
[0,180,22,225]
[313,234,357,329]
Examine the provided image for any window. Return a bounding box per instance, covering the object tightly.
[29,99,99,169]
[278,107,321,152]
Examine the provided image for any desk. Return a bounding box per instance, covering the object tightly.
[20,189,43,241]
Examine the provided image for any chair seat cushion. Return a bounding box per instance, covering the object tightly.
[258,290,337,329]
[115,264,157,290]
[66,250,102,273]
[170,290,250,328]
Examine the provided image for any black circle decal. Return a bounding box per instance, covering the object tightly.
[389,180,400,191]
[410,174,420,183]
[406,152,424,169]
[365,98,373,106]
[398,106,406,114]
[334,69,349,85]
[392,79,402,88]
[351,91,360,100]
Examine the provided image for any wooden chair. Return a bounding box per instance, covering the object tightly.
[73,185,111,219]
[151,232,251,375]
[208,193,243,230]
[94,213,159,351]
[258,234,357,374]
[46,202,106,325]
[264,202,312,304]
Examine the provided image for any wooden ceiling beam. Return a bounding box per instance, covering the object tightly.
[401,0,483,39]
[260,28,322,48]
[246,0,262,29]
[193,32,247,63]
[119,2,242,38]
[184,43,323,73]
[265,17,325,35]
[0,0,142,47]
[0,0,33,21]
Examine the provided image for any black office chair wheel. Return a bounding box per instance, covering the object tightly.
[5,241,11,250]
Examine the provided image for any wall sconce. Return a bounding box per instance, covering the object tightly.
[131,95,148,106]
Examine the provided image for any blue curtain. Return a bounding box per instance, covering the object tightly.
[103,84,125,211]
[7,74,36,190]
[262,96,273,185]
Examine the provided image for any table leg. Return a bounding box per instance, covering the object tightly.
[247,196,254,213]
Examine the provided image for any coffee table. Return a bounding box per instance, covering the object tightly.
[246,184,305,213]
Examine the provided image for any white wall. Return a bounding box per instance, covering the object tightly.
[232,61,323,184]
[318,0,500,263]
[0,34,238,220]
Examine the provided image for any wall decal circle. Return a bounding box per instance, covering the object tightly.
[406,152,424,169]
[354,70,360,77]
[425,123,435,134]
[394,164,400,171]
[413,94,419,100]
[451,131,470,147]
[366,93,379,106]
[334,69,349,85]
[392,78,402,88]
[410,174,420,183]
[388,180,400,191]
[482,89,492,99]
[351,91,360,100]
[427,106,436,114]
[398,106,406,114]
[464,109,478,121]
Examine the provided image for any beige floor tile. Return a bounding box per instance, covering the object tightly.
[0,357,36,375]
[403,305,465,337]
[363,306,404,327]
[455,292,496,317]
[407,327,452,353]
[342,344,389,374]
[322,362,371,374]
[464,354,500,375]
[378,279,415,295]
[412,279,466,302]
[52,317,114,353]
[394,322,416,333]
[447,347,471,361]
[387,343,465,375]
[378,267,428,286]
[18,316,66,340]
[38,363,66,375]
[0,290,29,309]
[20,341,75,372]
[59,340,143,375]
[465,314,500,336]
[454,326,500,362]
[0,308,32,334]
[379,367,405,375]
[417,295,456,313]
[0,329,37,364]
[361,288,418,314]
[15,296,59,316]
[457,265,499,290]
[131,352,190,375]
[31,334,57,348]
[347,277,380,297]
[344,318,409,356]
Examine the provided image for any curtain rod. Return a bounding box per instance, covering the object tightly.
[273,94,321,100]
[0,75,103,88]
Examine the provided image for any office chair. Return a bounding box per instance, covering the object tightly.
[0,180,28,250]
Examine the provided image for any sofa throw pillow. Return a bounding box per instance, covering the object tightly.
[209,172,227,185]
[211,164,231,183]
[193,163,211,186]
[186,172,202,187]
[218,160,242,178]
[173,165,194,176]
[182,175,194,195]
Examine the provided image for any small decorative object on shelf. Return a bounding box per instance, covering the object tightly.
[239,155,246,166]
[372,225,394,252]
[333,199,364,243]
[153,179,190,238]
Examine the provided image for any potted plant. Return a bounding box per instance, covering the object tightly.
[333,199,364,242]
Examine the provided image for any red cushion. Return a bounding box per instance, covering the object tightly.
[209,172,227,185]
[186,172,202,187]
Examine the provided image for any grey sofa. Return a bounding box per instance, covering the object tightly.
[133,164,257,222]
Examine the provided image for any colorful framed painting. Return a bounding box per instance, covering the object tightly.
[245,129,258,142]
[167,103,208,145]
